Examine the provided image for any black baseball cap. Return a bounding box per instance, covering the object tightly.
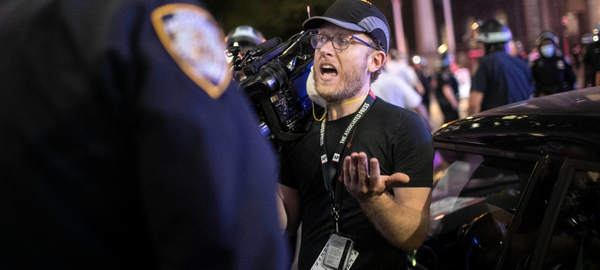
[303,0,391,54]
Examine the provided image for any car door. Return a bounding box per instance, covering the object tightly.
[419,144,542,270]
[524,158,600,270]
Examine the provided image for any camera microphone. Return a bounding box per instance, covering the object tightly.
[256,37,283,55]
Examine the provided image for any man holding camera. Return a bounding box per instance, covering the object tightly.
[278,0,434,269]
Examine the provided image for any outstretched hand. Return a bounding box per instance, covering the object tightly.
[342,152,410,201]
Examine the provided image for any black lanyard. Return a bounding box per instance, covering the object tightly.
[319,91,375,232]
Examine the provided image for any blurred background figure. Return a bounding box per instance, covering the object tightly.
[387,49,426,98]
[583,24,600,87]
[0,1,289,269]
[372,61,432,128]
[531,30,576,97]
[411,55,433,115]
[433,53,460,124]
[509,40,528,63]
[225,25,266,81]
[468,19,534,116]
[453,52,472,119]
[580,33,594,88]
[528,47,540,66]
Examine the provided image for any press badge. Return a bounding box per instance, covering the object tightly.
[311,233,358,270]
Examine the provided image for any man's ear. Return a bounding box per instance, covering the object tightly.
[368,51,386,73]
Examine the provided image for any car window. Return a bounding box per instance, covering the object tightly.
[541,168,600,269]
[426,149,537,269]
[431,150,534,234]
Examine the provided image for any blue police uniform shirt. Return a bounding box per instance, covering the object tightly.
[471,50,534,112]
[0,0,289,269]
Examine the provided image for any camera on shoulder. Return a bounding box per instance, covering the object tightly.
[227,30,316,146]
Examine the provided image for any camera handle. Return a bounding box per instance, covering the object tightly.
[260,99,306,142]
[243,32,309,76]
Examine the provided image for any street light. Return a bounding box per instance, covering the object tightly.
[412,55,422,64]
[438,44,448,54]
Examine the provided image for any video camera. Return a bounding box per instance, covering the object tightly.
[227,30,315,144]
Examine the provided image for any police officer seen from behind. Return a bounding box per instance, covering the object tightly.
[531,30,576,97]
[468,19,534,116]
[583,24,600,86]
[0,0,289,269]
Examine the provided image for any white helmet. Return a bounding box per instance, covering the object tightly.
[475,19,512,44]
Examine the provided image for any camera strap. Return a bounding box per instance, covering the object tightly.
[319,90,375,232]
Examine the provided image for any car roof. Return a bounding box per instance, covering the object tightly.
[477,87,600,116]
[433,87,600,158]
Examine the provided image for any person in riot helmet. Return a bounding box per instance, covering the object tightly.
[225,26,266,81]
[278,0,434,269]
[531,30,576,97]
[0,0,289,269]
[468,19,534,116]
[583,24,600,86]
[225,25,266,54]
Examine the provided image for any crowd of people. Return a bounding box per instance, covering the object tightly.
[369,20,599,131]
[2,0,600,269]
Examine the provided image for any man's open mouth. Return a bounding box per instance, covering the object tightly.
[320,64,338,78]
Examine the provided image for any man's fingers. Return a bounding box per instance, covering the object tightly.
[380,172,410,188]
[357,152,368,187]
[349,153,359,185]
[342,156,351,186]
[369,158,380,190]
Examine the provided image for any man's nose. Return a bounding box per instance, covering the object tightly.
[319,39,335,55]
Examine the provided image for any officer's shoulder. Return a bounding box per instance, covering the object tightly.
[150,2,231,99]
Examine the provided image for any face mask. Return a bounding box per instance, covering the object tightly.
[540,44,555,58]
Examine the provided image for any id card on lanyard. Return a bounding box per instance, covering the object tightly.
[312,91,375,270]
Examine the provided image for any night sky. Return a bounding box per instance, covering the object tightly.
[203,0,392,43]
[203,0,530,55]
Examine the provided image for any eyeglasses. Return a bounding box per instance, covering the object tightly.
[310,34,376,51]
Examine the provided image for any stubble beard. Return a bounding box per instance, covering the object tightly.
[313,58,369,104]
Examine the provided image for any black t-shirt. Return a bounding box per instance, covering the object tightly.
[471,51,534,112]
[280,99,434,270]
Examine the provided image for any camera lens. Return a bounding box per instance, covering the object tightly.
[241,61,289,103]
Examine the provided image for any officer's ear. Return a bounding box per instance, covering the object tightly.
[368,51,386,73]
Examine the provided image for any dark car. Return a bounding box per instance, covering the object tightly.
[412,87,600,270]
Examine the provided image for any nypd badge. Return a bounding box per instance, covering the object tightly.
[151,4,231,99]
[557,60,565,69]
